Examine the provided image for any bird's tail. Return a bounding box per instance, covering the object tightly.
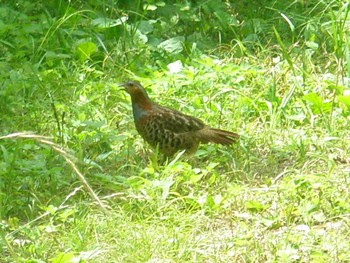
[198,128,239,145]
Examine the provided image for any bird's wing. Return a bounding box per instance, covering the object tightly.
[152,106,205,133]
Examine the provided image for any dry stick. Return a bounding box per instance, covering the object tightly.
[0,132,108,212]
[52,145,108,212]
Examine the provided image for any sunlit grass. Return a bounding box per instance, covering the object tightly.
[1,1,350,262]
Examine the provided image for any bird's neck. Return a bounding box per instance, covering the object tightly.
[131,92,153,120]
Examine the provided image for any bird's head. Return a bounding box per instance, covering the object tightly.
[119,80,151,105]
[119,80,143,95]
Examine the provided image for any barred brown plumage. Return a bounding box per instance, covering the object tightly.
[120,80,239,156]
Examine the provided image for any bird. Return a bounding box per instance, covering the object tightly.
[120,80,239,156]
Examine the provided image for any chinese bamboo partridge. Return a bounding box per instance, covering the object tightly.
[121,80,239,156]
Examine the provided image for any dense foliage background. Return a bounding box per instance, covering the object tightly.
[1,0,349,262]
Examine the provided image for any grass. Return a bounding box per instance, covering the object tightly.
[1,0,350,262]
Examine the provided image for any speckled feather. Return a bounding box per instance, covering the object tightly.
[121,80,239,156]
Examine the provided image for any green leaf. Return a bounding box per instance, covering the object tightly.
[245,200,266,212]
[338,95,350,106]
[76,42,97,61]
[156,1,166,7]
[130,27,148,44]
[50,252,75,263]
[158,37,185,54]
[303,93,331,114]
[138,20,154,34]
[338,95,350,111]
[91,17,127,28]
[305,41,319,50]
[302,93,323,106]
[144,4,157,11]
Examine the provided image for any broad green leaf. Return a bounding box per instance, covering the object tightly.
[338,95,350,110]
[50,252,75,263]
[156,1,166,7]
[76,42,97,61]
[306,41,319,50]
[302,93,323,106]
[303,93,331,114]
[91,17,127,28]
[144,4,157,11]
[138,20,154,34]
[246,200,266,212]
[134,29,148,44]
[158,37,185,54]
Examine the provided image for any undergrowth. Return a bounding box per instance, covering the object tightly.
[1,0,350,262]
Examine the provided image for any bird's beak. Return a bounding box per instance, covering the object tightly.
[117,83,126,91]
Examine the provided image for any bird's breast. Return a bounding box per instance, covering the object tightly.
[132,103,152,121]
